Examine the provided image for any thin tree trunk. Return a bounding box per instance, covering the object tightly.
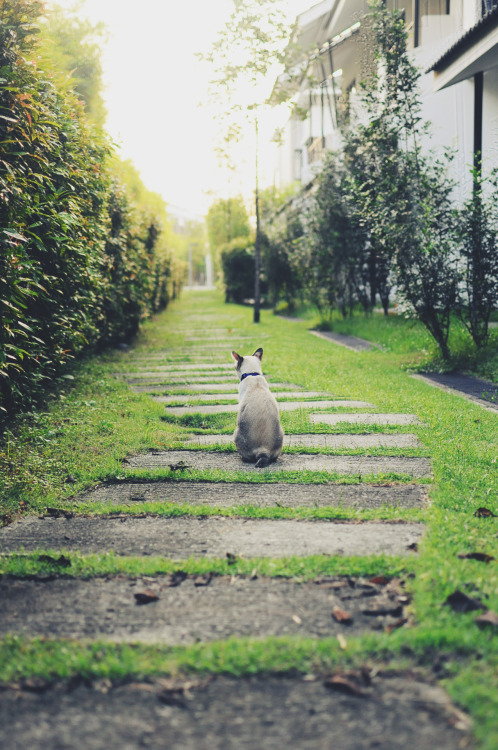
[254,113,261,323]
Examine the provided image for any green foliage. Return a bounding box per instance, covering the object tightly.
[206,196,250,257]
[220,236,255,303]
[0,0,180,425]
[455,168,498,348]
[38,2,107,127]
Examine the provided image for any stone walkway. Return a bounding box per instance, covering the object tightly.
[0,311,473,749]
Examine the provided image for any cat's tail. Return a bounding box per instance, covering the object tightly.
[255,452,271,468]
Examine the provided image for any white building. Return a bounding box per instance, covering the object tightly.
[273,0,498,202]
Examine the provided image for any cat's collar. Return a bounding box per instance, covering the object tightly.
[240,372,261,381]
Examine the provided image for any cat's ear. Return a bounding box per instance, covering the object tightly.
[253,348,263,361]
[231,351,243,368]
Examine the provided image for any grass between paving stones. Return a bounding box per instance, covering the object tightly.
[0,550,411,579]
[0,290,497,746]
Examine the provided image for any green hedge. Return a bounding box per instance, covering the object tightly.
[0,0,178,423]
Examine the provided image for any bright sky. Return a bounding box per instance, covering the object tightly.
[50,0,313,219]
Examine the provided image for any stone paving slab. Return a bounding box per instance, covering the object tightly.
[0,575,412,644]
[185,433,422,449]
[115,373,237,382]
[164,400,374,416]
[412,371,498,411]
[311,413,422,426]
[153,391,330,404]
[124,450,431,477]
[129,363,234,371]
[0,673,470,750]
[0,516,424,557]
[310,329,381,352]
[81,481,429,509]
[130,382,300,393]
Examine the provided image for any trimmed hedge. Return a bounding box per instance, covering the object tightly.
[0,0,179,423]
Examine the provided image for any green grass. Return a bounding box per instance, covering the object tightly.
[0,289,496,747]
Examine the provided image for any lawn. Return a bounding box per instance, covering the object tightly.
[0,289,496,749]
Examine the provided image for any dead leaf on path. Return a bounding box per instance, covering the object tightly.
[473,507,496,518]
[331,607,353,625]
[324,673,368,698]
[44,507,74,519]
[368,576,390,585]
[193,573,212,587]
[458,552,495,563]
[134,589,159,605]
[37,554,71,567]
[157,688,188,708]
[168,461,191,472]
[165,571,187,587]
[444,590,484,613]
[385,617,408,634]
[336,633,347,650]
[363,603,403,617]
[19,678,51,693]
[292,614,302,625]
[474,610,498,630]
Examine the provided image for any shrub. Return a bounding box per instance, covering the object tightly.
[0,0,178,424]
[220,236,255,303]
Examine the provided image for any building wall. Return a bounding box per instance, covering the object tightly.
[273,0,497,203]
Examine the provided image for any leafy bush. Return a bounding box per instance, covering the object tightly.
[0,0,179,424]
[220,236,255,303]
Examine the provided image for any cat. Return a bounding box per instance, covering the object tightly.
[231,347,284,468]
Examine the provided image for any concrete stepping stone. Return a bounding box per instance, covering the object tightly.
[130,382,301,393]
[153,391,330,404]
[0,516,424,557]
[0,673,470,750]
[119,364,234,374]
[312,413,422,426]
[164,400,374,416]
[310,330,381,352]
[81,480,429,509]
[184,433,422,449]
[124,450,431,477]
[0,575,413,644]
[114,373,237,382]
[412,371,498,411]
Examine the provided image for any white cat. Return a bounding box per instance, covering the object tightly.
[231,347,284,468]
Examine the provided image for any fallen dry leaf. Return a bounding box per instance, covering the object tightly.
[362,603,403,617]
[165,571,188,587]
[458,552,495,563]
[474,610,498,630]
[331,607,353,625]
[37,554,71,567]
[385,617,408,634]
[444,590,484,613]
[134,590,159,605]
[292,614,302,625]
[168,461,190,472]
[473,507,496,518]
[324,674,367,698]
[193,573,212,587]
[336,633,347,650]
[368,576,390,585]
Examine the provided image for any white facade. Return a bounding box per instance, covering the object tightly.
[273,0,498,202]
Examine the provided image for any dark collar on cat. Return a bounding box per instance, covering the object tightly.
[240,372,261,381]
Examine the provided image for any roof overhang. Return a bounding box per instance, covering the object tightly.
[428,9,498,90]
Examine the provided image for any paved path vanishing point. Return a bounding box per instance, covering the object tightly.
[0,302,474,749]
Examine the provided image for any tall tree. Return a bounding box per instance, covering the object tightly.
[201,0,296,322]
